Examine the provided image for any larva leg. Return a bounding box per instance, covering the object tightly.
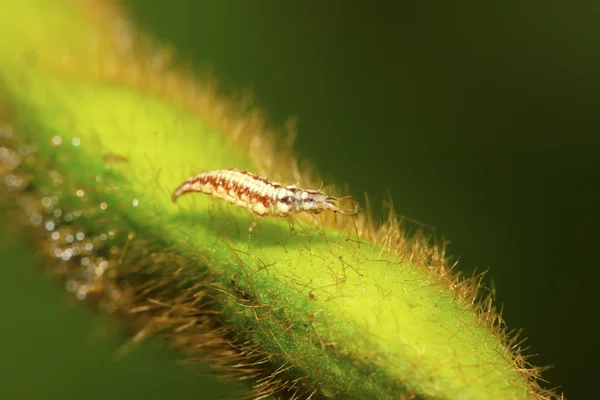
[313,214,330,242]
[288,216,308,236]
[248,215,261,240]
[311,215,320,231]
[288,216,299,236]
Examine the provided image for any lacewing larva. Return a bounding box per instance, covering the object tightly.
[171,168,358,233]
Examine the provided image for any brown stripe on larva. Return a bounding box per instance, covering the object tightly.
[172,169,278,211]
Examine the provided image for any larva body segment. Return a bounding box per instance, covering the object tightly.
[171,169,358,225]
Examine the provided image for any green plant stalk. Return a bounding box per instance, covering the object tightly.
[0,1,549,399]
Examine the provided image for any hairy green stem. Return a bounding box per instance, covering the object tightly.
[0,1,550,399]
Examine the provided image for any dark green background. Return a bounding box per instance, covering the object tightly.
[3,1,599,398]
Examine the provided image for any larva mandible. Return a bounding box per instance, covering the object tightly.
[171,168,358,233]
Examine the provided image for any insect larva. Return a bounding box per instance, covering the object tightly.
[171,168,358,234]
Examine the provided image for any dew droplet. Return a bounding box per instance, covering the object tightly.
[4,174,17,187]
[61,248,73,261]
[30,213,42,225]
[76,286,87,300]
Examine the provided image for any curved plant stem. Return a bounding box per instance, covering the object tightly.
[0,1,553,399]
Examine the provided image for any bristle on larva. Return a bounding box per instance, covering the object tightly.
[171,169,358,232]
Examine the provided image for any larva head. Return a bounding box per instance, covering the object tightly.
[287,191,359,216]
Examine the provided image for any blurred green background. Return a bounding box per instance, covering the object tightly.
[3,1,599,398]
